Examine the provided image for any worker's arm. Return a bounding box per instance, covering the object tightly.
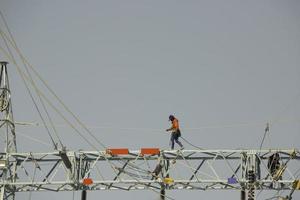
[166,119,179,131]
[166,120,178,132]
[166,127,173,132]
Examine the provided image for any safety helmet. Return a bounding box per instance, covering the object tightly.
[169,115,175,121]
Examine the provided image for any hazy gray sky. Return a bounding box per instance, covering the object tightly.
[1,0,300,199]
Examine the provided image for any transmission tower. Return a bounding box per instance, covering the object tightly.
[0,61,299,200]
[0,61,17,200]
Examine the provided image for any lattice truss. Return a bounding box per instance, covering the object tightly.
[1,149,299,193]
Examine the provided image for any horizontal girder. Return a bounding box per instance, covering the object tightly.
[1,149,299,192]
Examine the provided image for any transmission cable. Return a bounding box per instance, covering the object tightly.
[259,123,270,152]
[17,131,52,147]
[0,33,58,150]
[0,26,99,151]
[0,14,60,149]
[0,43,124,184]
[20,57,64,149]
[0,30,107,149]
[0,25,64,149]
[23,58,108,149]
[0,43,100,150]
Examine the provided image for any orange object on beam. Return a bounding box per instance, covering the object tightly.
[83,178,93,186]
[140,148,160,156]
[106,148,129,155]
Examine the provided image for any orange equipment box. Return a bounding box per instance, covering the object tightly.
[140,148,160,156]
[106,148,129,155]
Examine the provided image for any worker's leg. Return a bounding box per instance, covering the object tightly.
[174,135,183,148]
[175,139,183,148]
[170,134,175,150]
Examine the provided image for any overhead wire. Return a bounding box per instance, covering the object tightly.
[0,15,126,195]
[0,26,100,151]
[0,14,173,199]
[16,71,101,150]
[0,32,299,140]
[24,57,108,149]
[0,15,60,150]
[9,114,300,133]
[0,31,107,150]
[0,43,100,150]
[0,41,144,196]
[9,67,177,198]
[260,77,300,152]
[4,24,298,151]
[0,32,58,150]
[256,83,300,200]
[21,56,64,149]
[259,123,270,152]
[1,38,216,199]
[2,34,300,198]
[0,35,109,150]
[16,131,53,147]
[0,16,64,149]
[2,9,300,200]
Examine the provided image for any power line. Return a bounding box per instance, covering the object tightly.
[0,30,58,150]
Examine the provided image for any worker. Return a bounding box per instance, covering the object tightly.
[267,153,281,188]
[152,163,162,179]
[166,115,184,150]
[268,153,280,177]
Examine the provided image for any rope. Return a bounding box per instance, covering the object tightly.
[180,136,205,150]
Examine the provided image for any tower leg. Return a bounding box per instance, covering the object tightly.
[160,186,165,200]
[81,190,87,200]
[0,186,4,200]
[241,189,246,200]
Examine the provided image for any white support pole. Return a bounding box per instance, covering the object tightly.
[0,186,4,200]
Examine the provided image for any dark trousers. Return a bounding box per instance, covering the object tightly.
[170,132,183,150]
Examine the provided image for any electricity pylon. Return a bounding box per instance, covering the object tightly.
[0,61,17,200]
[0,62,299,200]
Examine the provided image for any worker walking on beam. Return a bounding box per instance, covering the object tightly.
[166,115,184,150]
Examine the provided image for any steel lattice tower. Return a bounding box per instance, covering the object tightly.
[0,61,17,200]
[0,61,299,200]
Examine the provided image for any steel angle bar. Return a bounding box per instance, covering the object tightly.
[36,160,60,190]
[108,160,130,189]
[187,160,205,186]
[177,151,202,182]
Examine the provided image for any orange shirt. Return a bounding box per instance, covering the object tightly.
[171,118,179,131]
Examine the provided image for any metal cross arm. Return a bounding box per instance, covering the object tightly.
[1,149,299,193]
